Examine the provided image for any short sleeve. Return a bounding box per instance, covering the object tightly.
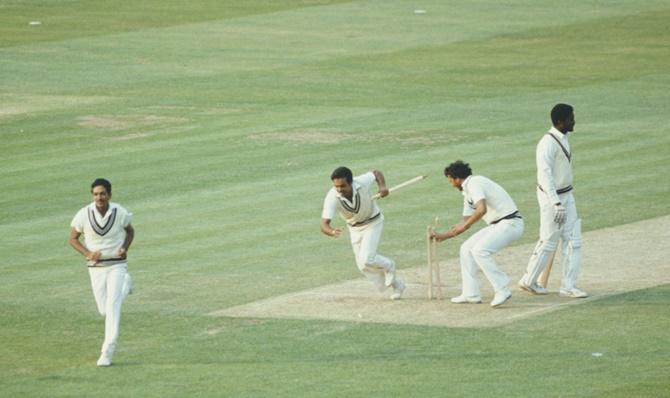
[355,172,376,191]
[462,200,475,217]
[122,210,133,227]
[70,208,85,232]
[467,178,486,204]
[321,189,338,220]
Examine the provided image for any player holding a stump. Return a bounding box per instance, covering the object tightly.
[430,161,523,308]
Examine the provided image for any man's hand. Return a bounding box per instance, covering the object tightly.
[321,218,343,239]
[554,203,567,224]
[429,225,463,242]
[377,187,389,198]
[117,247,128,259]
[429,228,445,242]
[87,250,102,263]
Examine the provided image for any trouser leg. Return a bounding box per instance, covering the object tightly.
[459,231,483,297]
[467,220,523,294]
[101,264,127,355]
[89,268,108,316]
[122,272,133,297]
[522,190,561,285]
[560,195,581,290]
[350,220,396,292]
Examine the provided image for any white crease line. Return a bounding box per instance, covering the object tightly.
[507,293,613,320]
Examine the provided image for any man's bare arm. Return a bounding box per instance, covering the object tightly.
[320,218,342,238]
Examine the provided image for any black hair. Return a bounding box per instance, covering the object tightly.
[91,178,112,195]
[551,103,574,125]
[444,160,472,179]
[330,166,353,184]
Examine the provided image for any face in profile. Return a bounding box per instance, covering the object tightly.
[447,175,463,191]
[559,112,575,133]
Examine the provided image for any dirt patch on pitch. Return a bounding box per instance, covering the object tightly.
[210,216,670,327]
[0,95,113,119]
[248,129,354,144]
[78,115,188,133]
[247,130,467,146]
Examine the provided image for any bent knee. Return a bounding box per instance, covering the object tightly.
[470,247,493,259]
[357,253,377,267]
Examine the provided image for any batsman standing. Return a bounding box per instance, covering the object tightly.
[430,161,523,308]
[518,103,588,298]
[69,178,134,366]
[321,167,405,300]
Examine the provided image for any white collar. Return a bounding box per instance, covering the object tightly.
[89,202,117,219]
[461,175,473,195]
[549,126,569,139]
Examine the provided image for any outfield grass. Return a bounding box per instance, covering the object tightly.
[1,1,669,397]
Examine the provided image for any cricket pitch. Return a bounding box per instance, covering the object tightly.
[210,216,670,327]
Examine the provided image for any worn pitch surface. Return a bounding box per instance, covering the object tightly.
[210,216,670,327]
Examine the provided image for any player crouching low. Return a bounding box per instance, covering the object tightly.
[430,161,523,308]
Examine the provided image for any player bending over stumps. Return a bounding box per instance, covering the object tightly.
[430,161,523,308]
[320,167,406,300]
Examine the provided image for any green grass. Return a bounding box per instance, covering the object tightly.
[1,0,669,396]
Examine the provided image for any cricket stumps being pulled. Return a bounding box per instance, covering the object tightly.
[426,218,443,299]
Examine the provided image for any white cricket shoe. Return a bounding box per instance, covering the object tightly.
[450,295,482,304]
[97,352,112,367]
[518,280,548,295]
[491,289,512,308]
[559,287,588,298]
[390,279,405,300]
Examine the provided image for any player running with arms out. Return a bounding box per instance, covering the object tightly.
[69,178,134,367]
[321,167,406,300]
[430,161,524,308]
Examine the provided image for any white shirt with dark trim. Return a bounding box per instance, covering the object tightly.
[322,172,380,227]
[537,126,573,204]
[461,175,518,225]
[71,202,132,259]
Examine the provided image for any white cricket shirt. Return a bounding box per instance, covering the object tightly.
[537,126,573,204]
[322,172,380,227]
[461,175,519,225]
[71,202,132,259]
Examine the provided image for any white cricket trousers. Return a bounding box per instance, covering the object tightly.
[348,216,398,292]
[88,263,130,355]
[459,218,524,297]
[524,190,581,290]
